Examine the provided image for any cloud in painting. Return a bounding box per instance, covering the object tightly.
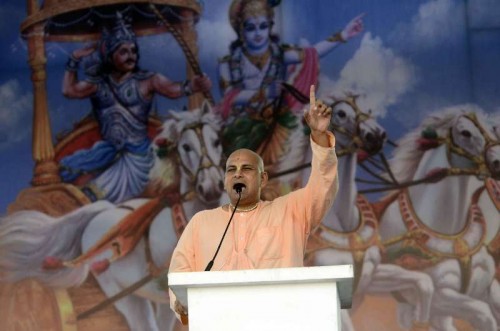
[467,0,500,28]
[0,80,32,148]
[197,18,237,60]
[319,32,417,118]
[391,0,465,50]
[136,17,236,76]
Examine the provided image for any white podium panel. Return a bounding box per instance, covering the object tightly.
[169,265,353,331]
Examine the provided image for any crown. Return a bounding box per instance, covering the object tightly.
[100,12,136,59]
[229,0,281,34]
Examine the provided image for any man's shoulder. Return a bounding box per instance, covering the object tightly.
[191,206,225,222]
[133,70,155,81]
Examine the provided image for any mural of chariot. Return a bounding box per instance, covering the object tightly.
[0,0,499,331]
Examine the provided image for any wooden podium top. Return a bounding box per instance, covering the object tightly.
[169,265,354,309]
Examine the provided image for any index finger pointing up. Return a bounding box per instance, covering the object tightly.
[310,85,316,106]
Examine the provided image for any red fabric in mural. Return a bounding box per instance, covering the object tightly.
[285,47,320,112]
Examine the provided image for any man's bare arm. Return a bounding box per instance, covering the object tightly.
[146,73,212,100]
[62,71,97,99]
[62,45,98,99]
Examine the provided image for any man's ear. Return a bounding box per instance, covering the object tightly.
[260,171,269,188]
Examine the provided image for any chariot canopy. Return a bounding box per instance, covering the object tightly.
[21,0,202,41]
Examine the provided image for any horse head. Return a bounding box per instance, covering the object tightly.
[391,105,500,183]
[384,105,500,185]
[486,114,500,180]
[482,114,500,212]
[151,102,225,205]
[448,112,500,179]
[327,93,386,160]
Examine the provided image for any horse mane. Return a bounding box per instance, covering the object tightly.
[389,104,487,182]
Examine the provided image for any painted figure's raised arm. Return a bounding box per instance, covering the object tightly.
[62,44,99,99]
[284,13,365,63]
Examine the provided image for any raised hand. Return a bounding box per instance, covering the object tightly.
[341,13,365,41]
[72,43,98,60]
[304,85,332,134]
[191,74,212,93]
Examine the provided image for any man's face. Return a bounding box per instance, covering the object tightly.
[224,149,267,207]
[111,42,138,73]
[242,15,271,52]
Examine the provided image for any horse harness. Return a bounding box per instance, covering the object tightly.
[445,113,499,179]
[328,95,371,157]
[77,121,221,320]
[144,122,221,275]
[382,186,487,294]
[177,122,222,194]
[305,194,383,292]
[381,114,498,294]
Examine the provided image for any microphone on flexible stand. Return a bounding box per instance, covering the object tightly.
[205,183,244,271]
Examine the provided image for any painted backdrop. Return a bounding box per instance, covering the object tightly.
[0,0,499,331]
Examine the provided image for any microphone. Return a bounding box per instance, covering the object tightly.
[205,183,243,271]
[234,183,244,194]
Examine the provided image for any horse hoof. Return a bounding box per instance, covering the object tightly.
[42,256,64,270]
[91,259,110,275]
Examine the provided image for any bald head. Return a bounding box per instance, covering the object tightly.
[226,148,264,172]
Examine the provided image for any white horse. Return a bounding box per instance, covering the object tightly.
[0,102,225,331]
[378,105,500,331]
[304,94,434,331]
[484,113,500,246]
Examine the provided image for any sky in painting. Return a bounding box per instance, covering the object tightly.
[0,0,499,213]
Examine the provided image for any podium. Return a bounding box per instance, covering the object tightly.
[169,265,353,331]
